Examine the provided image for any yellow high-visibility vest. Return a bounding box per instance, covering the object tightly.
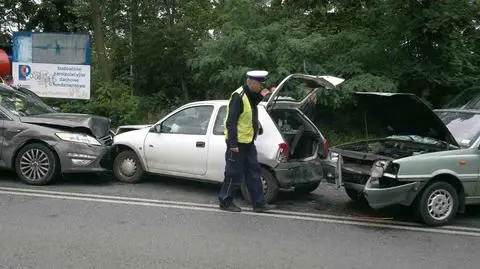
[224,87,254,144]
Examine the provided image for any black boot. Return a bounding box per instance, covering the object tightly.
[253,203,276,213]
[219,202,242,212]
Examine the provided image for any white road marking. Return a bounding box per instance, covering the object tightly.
[1,186,478,232]
[1,188,480,237]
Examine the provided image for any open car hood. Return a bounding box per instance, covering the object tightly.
[356,92,459,147]
[20,113,111,138]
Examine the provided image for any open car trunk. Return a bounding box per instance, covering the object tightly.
[269,108,323,160]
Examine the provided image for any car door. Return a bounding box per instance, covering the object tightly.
[205,105,228,182]
[143,104,214,177]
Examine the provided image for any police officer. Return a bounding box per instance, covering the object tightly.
[218,70,276,213]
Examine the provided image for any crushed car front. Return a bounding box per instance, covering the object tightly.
[0,84,113,174]
[330,92,469,209]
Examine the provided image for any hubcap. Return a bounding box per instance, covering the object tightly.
[427,189,453,221]
[20,149,50,181]
[120,158,137,177]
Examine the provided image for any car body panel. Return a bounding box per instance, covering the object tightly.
[20,113,111,138]
[364,180,420,209]
[115,124,152,135]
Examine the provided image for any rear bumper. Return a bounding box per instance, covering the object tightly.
[53,142,112,174]
[274,158,324,188]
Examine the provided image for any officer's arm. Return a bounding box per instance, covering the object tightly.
[226,93,243,148]
[251,92,265,106]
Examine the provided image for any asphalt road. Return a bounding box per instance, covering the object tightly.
[1,171,480,268]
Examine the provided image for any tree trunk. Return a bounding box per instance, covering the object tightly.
[91,0,111,83]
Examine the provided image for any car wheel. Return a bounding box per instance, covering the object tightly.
[15,143,59,185]
[294,182,320,194]
[415,181,459,226]
[241,167,279,204]
[113,150,144,183]
[344,187,368,204]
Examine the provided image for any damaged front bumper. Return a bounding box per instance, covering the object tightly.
[274,158,324,188]
[54,141,112,174]
[364,177,423,209]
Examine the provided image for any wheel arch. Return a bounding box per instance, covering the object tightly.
[112,143,147,171]
[420,173,466,213]
[11,139,61,172]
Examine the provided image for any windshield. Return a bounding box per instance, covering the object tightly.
[435,110,480,148]
[0,89,56,116]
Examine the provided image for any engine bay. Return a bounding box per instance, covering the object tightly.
[337,137,448,159]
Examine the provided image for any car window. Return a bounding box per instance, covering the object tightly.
[160,105,214,135]
[213,106,227,135]
[213,105,264,136]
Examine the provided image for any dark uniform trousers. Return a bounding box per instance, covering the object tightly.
[218,142,265,207]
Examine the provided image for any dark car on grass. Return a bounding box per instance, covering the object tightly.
[0,83,113,185]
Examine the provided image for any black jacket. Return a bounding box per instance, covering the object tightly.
[225,83,264,147]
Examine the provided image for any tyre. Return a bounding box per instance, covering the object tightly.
[415,181,459,226]
[241,167,279,204]
[113,150,145,183]
[15,143,59,185]
[294,182,320,194]
[345,187,368,204]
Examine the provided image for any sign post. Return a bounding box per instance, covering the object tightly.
[11,32,91,100]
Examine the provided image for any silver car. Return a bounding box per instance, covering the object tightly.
[0,83,113,185]
[111,74,344,203]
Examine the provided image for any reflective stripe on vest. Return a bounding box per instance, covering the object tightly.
[224,87,254,144]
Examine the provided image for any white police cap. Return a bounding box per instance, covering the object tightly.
[247,70,268,83]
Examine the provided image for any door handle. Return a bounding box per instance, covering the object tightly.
[196,141,205,148]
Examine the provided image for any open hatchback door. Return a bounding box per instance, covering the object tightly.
[265,74,345,113]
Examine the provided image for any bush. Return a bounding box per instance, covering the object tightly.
[58,80,141,128]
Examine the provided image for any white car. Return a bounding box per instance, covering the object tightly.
[111,74,344,203]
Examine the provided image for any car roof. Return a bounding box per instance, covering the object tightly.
[183,99,268,107]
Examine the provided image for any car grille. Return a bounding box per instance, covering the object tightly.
[98,133,113,146]
[341,170,370,185]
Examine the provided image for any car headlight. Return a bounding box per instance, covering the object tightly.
[56,132,101,146]
[370,160,389,178]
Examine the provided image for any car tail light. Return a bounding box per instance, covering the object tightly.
[278,143,289,161]
[322,139,330,158]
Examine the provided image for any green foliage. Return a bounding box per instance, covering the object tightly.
[59,81,140,127]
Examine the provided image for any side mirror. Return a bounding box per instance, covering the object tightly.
[52,106,60,112]
[150,124,160,133]
[259,125,264,135]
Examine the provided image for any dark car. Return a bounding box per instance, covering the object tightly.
[0,83,113,185]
